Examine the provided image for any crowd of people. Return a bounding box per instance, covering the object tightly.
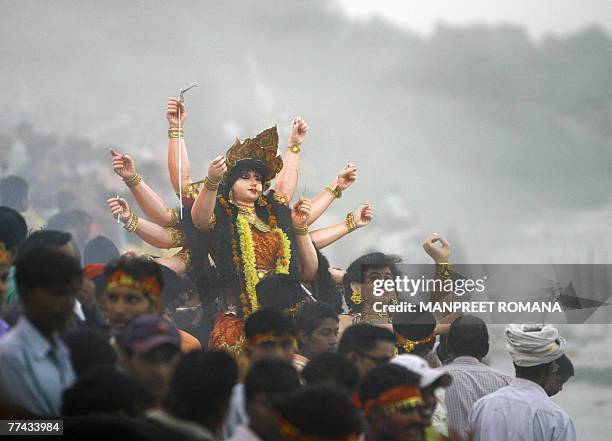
[0,97,578,440]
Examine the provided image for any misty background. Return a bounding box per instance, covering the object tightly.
[1,0,610,266]
[0,1,611,437]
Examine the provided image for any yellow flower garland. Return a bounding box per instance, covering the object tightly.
[275,227,291,274]
[236,213,292,313]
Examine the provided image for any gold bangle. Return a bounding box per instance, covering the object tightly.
[204,176,220,192]
[177,180,203,200]
[345,212,357,233]
[123,213,139,233]
[293,224,309,236]
[273,191,290,206]
[124,174,142,188]
[325,185,342,199]
[168,208,180,226]
[174,248,192,268]
[289,143,301,154]
[436,263,452,280]
[166,227,185,247]
[168,128,184,139]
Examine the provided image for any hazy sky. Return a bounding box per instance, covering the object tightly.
[337,0,612,37]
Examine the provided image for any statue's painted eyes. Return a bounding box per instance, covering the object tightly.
[240,171,263,182]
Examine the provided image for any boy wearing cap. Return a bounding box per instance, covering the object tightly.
[392,354,452,441]
[120,315,182,409]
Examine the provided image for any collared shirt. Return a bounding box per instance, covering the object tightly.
[227,425,264,441]
[468,378,577,441]
[147,409,216,441]
[222,383,248,440]
[0,317,76,416]
[443,356,512,441]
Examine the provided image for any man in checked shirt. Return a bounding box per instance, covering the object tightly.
[442,315,512,441]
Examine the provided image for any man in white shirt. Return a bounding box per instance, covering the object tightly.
[468,324,577,441]
[443,315,512,441]
[0,248,81,416]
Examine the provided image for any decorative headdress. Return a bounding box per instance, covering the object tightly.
[247,332,297,349]
[223,126,283,190]
[363,385,424,415]
[106,270,162,301]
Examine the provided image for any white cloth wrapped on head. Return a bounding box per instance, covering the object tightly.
[505,324,566,367]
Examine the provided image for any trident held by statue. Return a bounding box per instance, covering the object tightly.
[177,82,198,219]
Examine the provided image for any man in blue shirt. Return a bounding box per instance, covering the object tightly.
[0,247,81,416]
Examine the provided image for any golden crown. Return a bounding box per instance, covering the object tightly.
[223,126,283,187]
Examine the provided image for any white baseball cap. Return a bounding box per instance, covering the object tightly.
[391,354,452,388]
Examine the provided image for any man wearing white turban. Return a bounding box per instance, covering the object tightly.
[467,324,576,441]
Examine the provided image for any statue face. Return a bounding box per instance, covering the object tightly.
[231,170,263,205]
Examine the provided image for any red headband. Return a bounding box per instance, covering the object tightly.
[247,332,297,348]
[106,270,162,300]
[363,385,424,413]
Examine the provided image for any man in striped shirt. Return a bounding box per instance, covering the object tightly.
[442,315,512,441]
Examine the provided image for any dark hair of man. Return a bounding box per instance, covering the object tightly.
[393,311,436,355]
[0,213,22,252]
[0,176,28,209]
[359,363,421,405]
[302,352,360,393]
[514,352,573,381]
[275,385,362,439]
[83,235,120,266]
[337,323,396,356]
[62,328,117,378]
[244,307,297,339]
[103,256,164,293]
[255,274,305,313]
[244,358,301,404]
[343,252,400,312]
[555,354,574,377]
[0,207,28,249]
[447,315,489,360]
[295,301,338,336]
[15,247,82,294]
[62,366,144,416]
[165,350,238,425]
[16,229,72,258]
